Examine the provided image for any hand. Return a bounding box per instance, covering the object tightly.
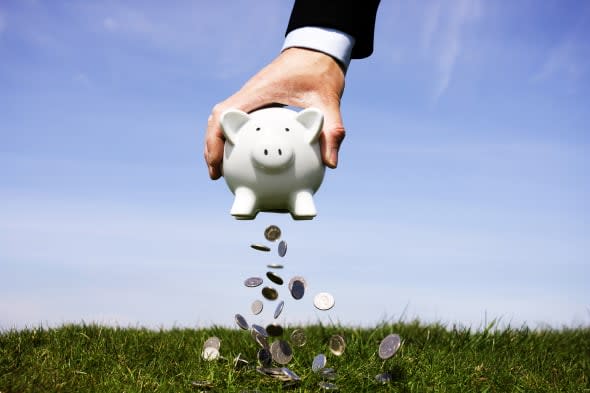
[204,47,346,180]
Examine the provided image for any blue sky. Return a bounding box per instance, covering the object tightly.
[1,0,588,330]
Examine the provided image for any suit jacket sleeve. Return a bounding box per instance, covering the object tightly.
[286,0,381,59]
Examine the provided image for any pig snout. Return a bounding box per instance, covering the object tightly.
[251,139,294,171]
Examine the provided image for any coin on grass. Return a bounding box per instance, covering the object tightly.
[278,240,287,257]
[375,372,393,384]
[266,323,284,337]
[233,354,249,369]
[244,277,263,288]
[270,340,293,365]
[251,244,271,252]
[257,348,272,367]
[290,329,307,347]
[267,263,284,269]
[319,381,338,390]
[262,286,278,300]
[203,336,221,350]
[312,353,327,372]
[281,367,301,381]
[202,346,219,361]
[313,292,335,310]
[251,299,263,315]
[378,333,401,360]
[266,271,284,285]
[320,368,337,380]
[191,380,214,388]
[235,313,249,330]
[274,300,285,319]
[264,225,282,241]
[251,328,269,349]
[329,334,346,356]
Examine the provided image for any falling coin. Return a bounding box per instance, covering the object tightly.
[235,313,249,330]
[251,328,269,349]
[266,323,284,337]
[278,240,287,257]
[375,372,393,384]
[264,225,282,241]
[266,271,284,285]
[202,346,219,361]
[262,286,278,301]
[329,334,346,356]
[251,300,263,315]
[290,329,307,347]
[267,263,284,269]
[378,334,401,360]
[313,292,335,310]
[203,336,221,350]
[270,340,293,365]
[288,276,308,291]
[312,353,327,372]
[251,324,268,338]
[274,300,285,319]
[251,244,271,252]
[244,277,263,288]
[290,280,305,300]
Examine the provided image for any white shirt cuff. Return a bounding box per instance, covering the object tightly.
[282,27,356,73]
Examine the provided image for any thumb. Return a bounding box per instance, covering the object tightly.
[319,104,346,169]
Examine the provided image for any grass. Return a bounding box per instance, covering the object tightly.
[1,321,589,392]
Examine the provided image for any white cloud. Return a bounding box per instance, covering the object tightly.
[422,0,482,99]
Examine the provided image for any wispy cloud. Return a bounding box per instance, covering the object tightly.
[422,0,482,99]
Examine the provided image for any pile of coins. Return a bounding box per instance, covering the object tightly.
[199,225,403,389]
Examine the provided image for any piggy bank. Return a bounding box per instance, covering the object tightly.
[220,107,325,220]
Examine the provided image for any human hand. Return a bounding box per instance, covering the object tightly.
[204,47,346,180]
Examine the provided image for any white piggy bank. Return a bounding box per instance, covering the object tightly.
[220,107,326,220]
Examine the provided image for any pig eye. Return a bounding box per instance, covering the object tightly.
[285,128,290,132]
[256,127,261,131]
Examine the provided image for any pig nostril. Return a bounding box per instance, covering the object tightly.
[278,149,282,155]
[264,149,268,156]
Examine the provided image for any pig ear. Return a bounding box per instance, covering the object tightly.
[220,109,251,145]
[295,108,324,144]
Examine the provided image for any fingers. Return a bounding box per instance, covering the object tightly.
[318,102,346,168]
[204,107,225,180]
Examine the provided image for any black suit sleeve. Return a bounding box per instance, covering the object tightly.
[286,0,381,59]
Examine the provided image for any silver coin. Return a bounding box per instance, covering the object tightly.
[235,313,249,330]
[319,381,338,390]
[264,225,282,241]
[313,292,335,310]
[290,329,307,347]
[312,353,327,372]
[261,286,278,301]
[378,333,401,360]
[203,336,221,350]
[281,367,301,381]
[290,280,305,300]
[201,346,219,361]
[267,263,284,269]
[251,244,271,252]
[257,348,272,367]
[251,324,268,338]
[274,300,285,319]
[266,323,284,337]
[251,327,269,349]
[270,340,293,365]
[288,275,308,290]
[244,277,263,288]
[320,368,337,380]
[375,372,393,384]
[278,240,287,257]
[266,271,284,285]
[328,334,346,356]
[251,299,263,315]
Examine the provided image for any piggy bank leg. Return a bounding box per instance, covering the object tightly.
[289,190,316,220]
[231,187,258,219]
